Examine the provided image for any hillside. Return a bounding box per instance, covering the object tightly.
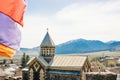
[20,39,120,54]
[56,39,109,54]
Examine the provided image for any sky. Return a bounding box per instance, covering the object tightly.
[20,0,120,48]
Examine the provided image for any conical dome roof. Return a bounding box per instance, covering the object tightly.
[40,32,55,47]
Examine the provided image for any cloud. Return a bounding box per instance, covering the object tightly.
[21,0,120,47]
[55,0,120,26]
[20,15,53,47]
[53,0,120,38]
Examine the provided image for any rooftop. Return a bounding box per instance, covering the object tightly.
[49,55,87,68]
[40,32,55,47]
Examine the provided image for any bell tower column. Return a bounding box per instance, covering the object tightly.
[40,29,55,63]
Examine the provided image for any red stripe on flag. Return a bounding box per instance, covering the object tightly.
[0,0,26,26]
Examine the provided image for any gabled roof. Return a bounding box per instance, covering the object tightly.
[27,55,88,71]
[40,32,55,47]
[27,57,36,66]
[27,57,48,68]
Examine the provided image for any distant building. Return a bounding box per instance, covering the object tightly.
[23,31,91,80]
[102,57,119,67]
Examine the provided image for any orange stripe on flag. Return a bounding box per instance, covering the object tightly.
[0,0,26,26]
[0,44,15,58]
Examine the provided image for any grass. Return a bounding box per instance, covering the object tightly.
[86,51,120,60]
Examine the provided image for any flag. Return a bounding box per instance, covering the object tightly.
[0,0,26,58]
[0,0,26,26]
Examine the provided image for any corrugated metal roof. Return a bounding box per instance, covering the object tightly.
[40,32,55,47]
[49,55,87,68]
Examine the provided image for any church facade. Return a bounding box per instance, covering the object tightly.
[25,31,91,80]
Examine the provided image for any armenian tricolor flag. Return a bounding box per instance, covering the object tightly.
[0,0,26,58]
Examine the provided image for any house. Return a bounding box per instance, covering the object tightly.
[103,57,119,67]
[23,31,91,80]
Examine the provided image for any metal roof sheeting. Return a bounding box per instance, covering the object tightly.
[49,55,87,68]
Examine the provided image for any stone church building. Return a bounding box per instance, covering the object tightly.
[24,31,91,80]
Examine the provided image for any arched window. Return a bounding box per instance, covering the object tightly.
[40,69,44,80]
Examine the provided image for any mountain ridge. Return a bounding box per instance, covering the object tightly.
[20,38,120,54]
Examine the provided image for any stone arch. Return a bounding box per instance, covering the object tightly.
[29,68,33,80]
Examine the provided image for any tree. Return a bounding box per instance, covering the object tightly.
[21,52,26,68]
[10,59,13,64]
[3,59,6,64]
[21,53,30,68]
[26,55,30,63]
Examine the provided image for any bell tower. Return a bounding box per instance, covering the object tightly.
[40,29,55,63]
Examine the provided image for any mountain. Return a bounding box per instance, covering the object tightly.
[20,48,30,51]
[17,47,40,56]
[107,41,120,51]
[20,46,40,52]
[56,39,109,54]
[20,39,120,54]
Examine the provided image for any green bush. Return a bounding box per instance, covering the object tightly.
[86,74,117,80]
[106,74,117,80]
[92,75,105,80]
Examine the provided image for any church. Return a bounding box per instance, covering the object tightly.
[25,31,91,80]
